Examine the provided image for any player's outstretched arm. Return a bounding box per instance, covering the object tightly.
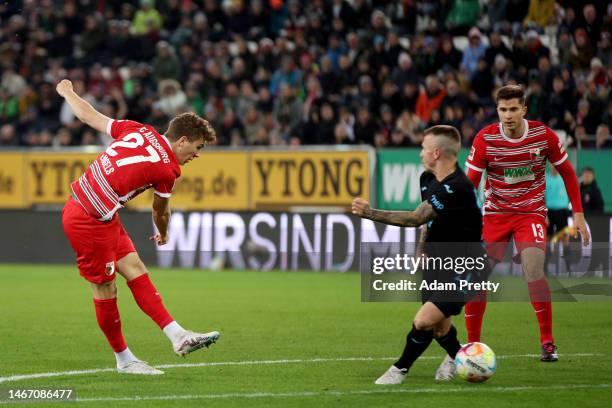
[150,194,171,246]
[352,197,436,227]
[56,79,112,134]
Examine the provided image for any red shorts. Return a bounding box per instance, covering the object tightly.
[62,197,135,284]
[483,213,547,261]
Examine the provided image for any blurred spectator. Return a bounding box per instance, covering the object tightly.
[434,35,463,72]
[392,52,419,91]
[80,14,107,63]
[524,0,555,28]
[485,31,512,67]
[461,27,487,78]
[54,127,73,148]
[1,67,26,97]
[152,42,181,84]
[546,76,573,129]
[416,75,446,123]
[471,57,495,106]
[446,0,481,35]
[580,4,602,49]
[580,167,604,214]
[525,81,546,121]
[269,55,302,97]
[155,79,186,117]
[0,124,18,146]
[273,83,302,137]
[569,28,595,70]
[595,124,612,149]
[354,106,379,146]
[132,0,163,36]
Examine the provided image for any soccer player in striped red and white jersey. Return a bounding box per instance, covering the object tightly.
[57,79,220,375]
[463,85,590,362]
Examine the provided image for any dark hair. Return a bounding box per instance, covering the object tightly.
[582,166,595,174]
[496,85,526,105]
[423,125,461,144]
[166,112,216,143]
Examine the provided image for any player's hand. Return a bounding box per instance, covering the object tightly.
[56,79,74,98]
[149,233,168,246]
[352,197,371,218]
[573,212,590,246]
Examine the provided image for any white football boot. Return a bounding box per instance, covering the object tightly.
[434,355,456,380]
[374,365,408,385]
[117,360,164,375]
[173,330,220,357]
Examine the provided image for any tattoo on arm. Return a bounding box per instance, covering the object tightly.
[364,201,437,227]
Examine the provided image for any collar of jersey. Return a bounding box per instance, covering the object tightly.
[499,119,529,143]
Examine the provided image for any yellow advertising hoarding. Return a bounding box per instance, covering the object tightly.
[127,151,249,210]
[250,150,370,207]
[0,152,27,208]
[0,148,371,210]
[26,153,98,204]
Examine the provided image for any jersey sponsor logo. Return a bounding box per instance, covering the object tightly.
[430,194,444,210]
[503,166,535,184]
[444,184,454,194]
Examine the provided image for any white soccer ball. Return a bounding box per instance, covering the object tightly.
[454,342,497,383]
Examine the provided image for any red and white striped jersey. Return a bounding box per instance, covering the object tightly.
[71,119,180,221]
[466,120,567,218]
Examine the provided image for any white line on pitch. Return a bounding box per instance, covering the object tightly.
[0,353,603,384]
[1,384,608,404]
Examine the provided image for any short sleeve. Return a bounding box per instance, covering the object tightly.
[153,174,175,198]
[420,171,431,202]
[465,131,487,173]
[546,127,568,166]
[108,119,145,140]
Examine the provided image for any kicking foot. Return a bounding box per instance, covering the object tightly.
[375,365,407,385]
[435,355,456,380]
[540,342,558,362]
[117,360,164,375]
[173,330,220,357]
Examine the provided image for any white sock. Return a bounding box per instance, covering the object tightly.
[163,321,186,344]
[115,347,138,367]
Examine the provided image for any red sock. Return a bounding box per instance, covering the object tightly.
[465,291,487,343]
[94,298,127,353]
[528,278,553,344]
[127,273,174,329]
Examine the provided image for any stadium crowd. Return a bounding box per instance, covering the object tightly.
[0,0,610,148]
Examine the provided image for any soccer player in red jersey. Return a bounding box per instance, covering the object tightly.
[57,79,220,375]
[460,85,590,363]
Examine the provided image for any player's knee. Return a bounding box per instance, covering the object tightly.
[92,279,117,299]
[433,326,448,338]
[413,317,434,331]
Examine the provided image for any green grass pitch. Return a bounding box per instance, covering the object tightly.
[1,264,611,407]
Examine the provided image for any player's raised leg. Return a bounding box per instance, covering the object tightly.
[91,280,163,375]
[116,252,220,357]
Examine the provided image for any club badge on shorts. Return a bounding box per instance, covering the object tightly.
[105,261,115,276]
